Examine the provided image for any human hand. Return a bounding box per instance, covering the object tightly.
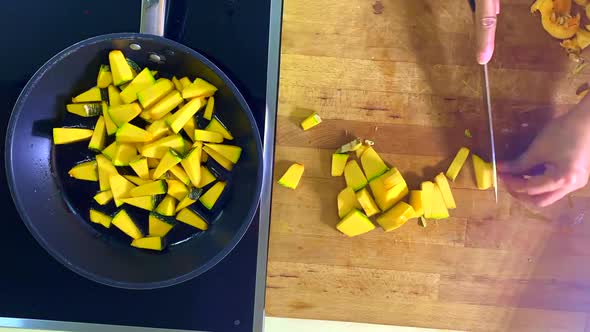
[498,103,590,207]
[474,0,500,64]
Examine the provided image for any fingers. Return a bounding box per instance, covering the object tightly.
[501,173,564,195]
[474,0,498,64]
[510,188,571,208]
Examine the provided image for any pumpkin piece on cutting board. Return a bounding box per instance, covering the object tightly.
[111,209,143,239]
[149,213,175,237]
[409,190,424,218]
[53,128,94,145]
[381,167,404,189]
[531,0,580,39]
[472,154,494,190]
[344,160,367,191]
[155,195,177,216]
[93,190,113,205]
[89,209,112,228]
[421,181,434,219]
[368,168,408,211]
[331,153,349,177]
[72,86,102,103]
[355,188,380,217]
[121,196,156,211]
[176,208,209,230]
[434,172,456,209]
[66,103,102,117]
[300,112,322,131]
[431,184,450,219]
[199,181,226,210]
[336,209,375,237]
[376,201,415,232]
[360,147,388,181]
[337,187,362,218]
[131,236,164,251]
[119,68,156,104]
[446,147,470,181]
[182,78,218,99]
[336,138,362,154]
[278,163,304,189]
[68,160,98,182]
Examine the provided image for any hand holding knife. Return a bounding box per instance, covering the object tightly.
[470,0,500,202]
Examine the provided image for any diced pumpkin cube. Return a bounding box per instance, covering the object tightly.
[153,149,182,179]
[336,209,375,237]
[176,208,209,230]
[382,168,404,189]
[53,128,93,144]
[137,78,174,108]
[337,187,362,218]
[175,195,196,213]
[129,180,167,197]
[109,174,136,207]
[376,201,415,232]
[355,188,380,217]
[472,154,494,190]
[119,68,156,104]
[344,160,367,191]
[72,87,102,103]
[93,190,113,205]
[194,129,224,143]
[409,190,424,218]
[432,184,450,219]
[278,163,304,189]
[204,96,215,120]
[199,181,226,209]
[331,153,349,177]
[337,138,363,154]
[68,160,98,181]
[149,213,174,237]
[202,145,234,171]
[166,97,205,134]
[421,181,434,219]
[369,169,409,211]
[112,143,138,166]
[109,50,134,86]
[116,123,153,143]
[203,143,241,163]
[88,116,107,151]
[129,158,149,179]
[146,118,172,141]
[121,196,156,211]
[181,144,202,186]
[148,90,184,120]
[166,180,189,201]
[89,209,112,228]
[111,209,143,239]
[141,134,185,159]
[168,164,191,185]
[434,172,456,209]
[446,147,470,181]
[155,195,177,216]
[360,147,388,180]
[182,116,196,141]
[198,166,216,188]
[67,103,102,117]
[107,85,123,107]
[182,78,218,99]
[101,141,117,160]
[205,117,233,140]
[108,103,142,127]
[131,236,164,251]
[355,144,369,158]
[300,112,322,130]
[96,154,117,190]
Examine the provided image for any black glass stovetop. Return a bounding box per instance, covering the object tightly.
[0,1,271,331]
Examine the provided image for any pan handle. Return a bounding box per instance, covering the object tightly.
[140,0,167,36]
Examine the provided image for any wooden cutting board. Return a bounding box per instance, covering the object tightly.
[266,0,590,331]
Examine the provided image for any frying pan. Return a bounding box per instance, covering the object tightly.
[5,0,263,289]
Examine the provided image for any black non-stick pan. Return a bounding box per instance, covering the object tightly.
[5,0,263,289]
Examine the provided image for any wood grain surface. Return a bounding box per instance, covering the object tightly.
[266,0,590,331]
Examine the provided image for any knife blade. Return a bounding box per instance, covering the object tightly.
[482,63,498,202]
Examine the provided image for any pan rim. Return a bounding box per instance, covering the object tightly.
[5,32,264,289]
